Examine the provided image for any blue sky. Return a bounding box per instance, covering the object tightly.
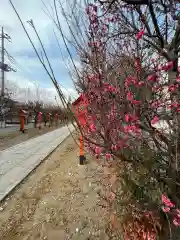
[0,0,79,103]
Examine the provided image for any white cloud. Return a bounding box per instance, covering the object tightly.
[0,0,78,105]
[1,1,49,54]
[3,76,78,105]
[1,0,70,54]
[4,55,78,104]
[5,54,76,89]
[44,87,78,103]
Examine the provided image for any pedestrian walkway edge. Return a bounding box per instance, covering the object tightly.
[0,130,73,203]
[0,124,69,153]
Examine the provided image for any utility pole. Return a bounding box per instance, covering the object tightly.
[0,27,15,128]
[0,27,13,99]
[1,27,4,97]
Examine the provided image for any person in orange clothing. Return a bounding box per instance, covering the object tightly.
[54,112,58,127]
[47,113,51,127]
[50,113,53,126]
[20,109,25,133]
[79,135,85,165]
[43,112,47,127]
[37,112,43,129]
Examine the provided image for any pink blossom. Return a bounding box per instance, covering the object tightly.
[168,84,177,92]
[162,194,175,208]
[148,74,157,82]
[176,77,180,82]
[162,206,170,213]
[173,218,180,227]
[124,125,138,133]
[126,92,133,101]
[132,100,141,105]
[123,125,131,133]
[95,146,102,155]
[87,75,96,82]
[176,209,180,218]
[105,153,111,160]
[138,81,145,86]
[136,30,144,40]
[111,145,118,151]
[135,58,141,72]
[161,61,174,71]
[173,103,179,107]
[108,85,118,93]
[151,101,161,109]
[89,123,96,131]
[125,76,137,87]
[167,61,174,70]
[125,114,138,123]
[125,114,130,123]
[151,116,159,125]
[168,103,179,108]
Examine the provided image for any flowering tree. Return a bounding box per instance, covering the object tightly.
[61,1,180,238]
[98,0,180,81]
[10,0,180,238]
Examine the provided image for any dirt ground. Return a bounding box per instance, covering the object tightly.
[0,123,66,151]
[0,135,109,240]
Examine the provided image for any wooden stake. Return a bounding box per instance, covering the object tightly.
[79,135,85,165]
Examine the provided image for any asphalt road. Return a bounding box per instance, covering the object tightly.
[0,123,34,134]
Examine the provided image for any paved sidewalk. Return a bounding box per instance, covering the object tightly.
[0,124,74,201]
